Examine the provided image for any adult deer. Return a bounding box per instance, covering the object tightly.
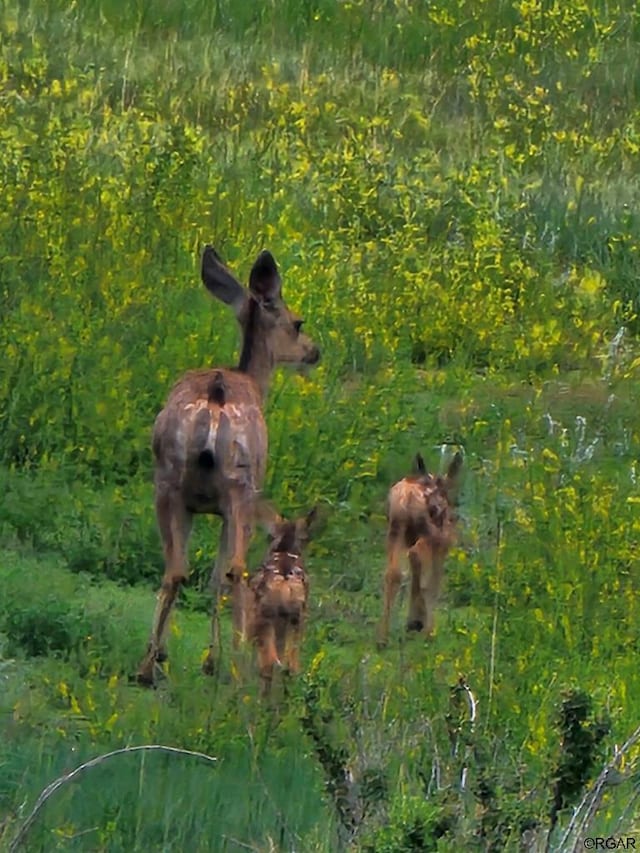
[377,451,463,647]
[137,246,320,685]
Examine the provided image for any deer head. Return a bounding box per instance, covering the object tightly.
[201,246,320,396]
[264,507,318,557]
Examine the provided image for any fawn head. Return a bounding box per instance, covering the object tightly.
[260,506,318,559]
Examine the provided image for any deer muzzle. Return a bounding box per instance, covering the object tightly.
[304,344,321,365]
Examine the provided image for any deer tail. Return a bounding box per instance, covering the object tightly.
[213,409,233,465]
[188,406,215,470]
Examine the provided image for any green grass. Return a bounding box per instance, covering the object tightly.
[3,0,640,849]
[2,367,640,849]
[0,551,335,851]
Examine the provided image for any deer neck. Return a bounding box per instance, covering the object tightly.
[240,341,274,400]
[238,299,275,401]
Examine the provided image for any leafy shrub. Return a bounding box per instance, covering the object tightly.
[549,689,610,832]
[4,597,84,658]
[359,796,453,853]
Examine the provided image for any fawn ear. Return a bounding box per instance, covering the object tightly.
[445,451,464,499]
[249,250,282,301]
[295,506,322,543]
[304,506,319,530]
[254,498,282,537]
[414,453,427,475]
[201,246,246,315]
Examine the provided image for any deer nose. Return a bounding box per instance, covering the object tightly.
[305,345,321,365]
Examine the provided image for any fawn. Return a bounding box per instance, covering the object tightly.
[378,452,463,646]
[247,509,316,695]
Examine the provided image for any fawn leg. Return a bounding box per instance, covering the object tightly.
[423,548,445,638]
[257,622,279,697]
[407,539,428,632]
[285,613,305,675]
[378,522,403,647]
[408,538,442,638]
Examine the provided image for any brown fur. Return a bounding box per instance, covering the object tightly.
[246,511,316,695]
[137,247,320,685]
[378,452,463,646]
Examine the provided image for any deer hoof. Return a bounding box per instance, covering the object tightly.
[226,562,248,584]
[202,656,217,676]
[133,664,157,688]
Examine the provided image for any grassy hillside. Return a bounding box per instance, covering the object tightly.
[2,0,640,849]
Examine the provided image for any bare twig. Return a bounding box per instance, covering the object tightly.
[9,744,218,852]
[448,678,477,792]
[245,725,301,848]
[424,718,442,795]
[613,785,640,838]
[556,723,640,852]
[486,520,503,726]
[220,836,262,852]
[459,679,477,792]
[300,683,361,845]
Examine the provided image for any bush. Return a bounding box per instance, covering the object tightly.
[360,796,453,853]
[4,597,84,658]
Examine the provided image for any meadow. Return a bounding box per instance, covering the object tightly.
[2,0,640,849]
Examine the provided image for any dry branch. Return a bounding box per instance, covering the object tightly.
[557,723,640,852]
[9,744,218,852]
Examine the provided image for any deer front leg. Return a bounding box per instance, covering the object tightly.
[137,491,193,685]
[378,523,403,648]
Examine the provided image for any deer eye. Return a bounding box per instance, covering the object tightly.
[293,320,304,335]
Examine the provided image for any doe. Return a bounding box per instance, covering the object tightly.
[137,247,320,685]
[378,451,463,647]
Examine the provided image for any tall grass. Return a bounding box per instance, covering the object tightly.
[2,0,640,849]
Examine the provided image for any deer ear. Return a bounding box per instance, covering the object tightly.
[445,451,464,498]
[447,451,464,481]
[304,506,319,531]
[296,505,322,542]
[254,498,282,536]
[201,246,246,314]
[414,453,427,475]
[249,250,281,301]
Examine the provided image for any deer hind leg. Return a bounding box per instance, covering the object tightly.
[284,607,305,675]
[226,492,253,647]
[423,549,446,638]
[408,538,442,638]
[378,520,404,648]
[407,539,428,633]
[202,519,230,676]
[256,620,279,697]
[275,613,290,672]
[137,491,193,685]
